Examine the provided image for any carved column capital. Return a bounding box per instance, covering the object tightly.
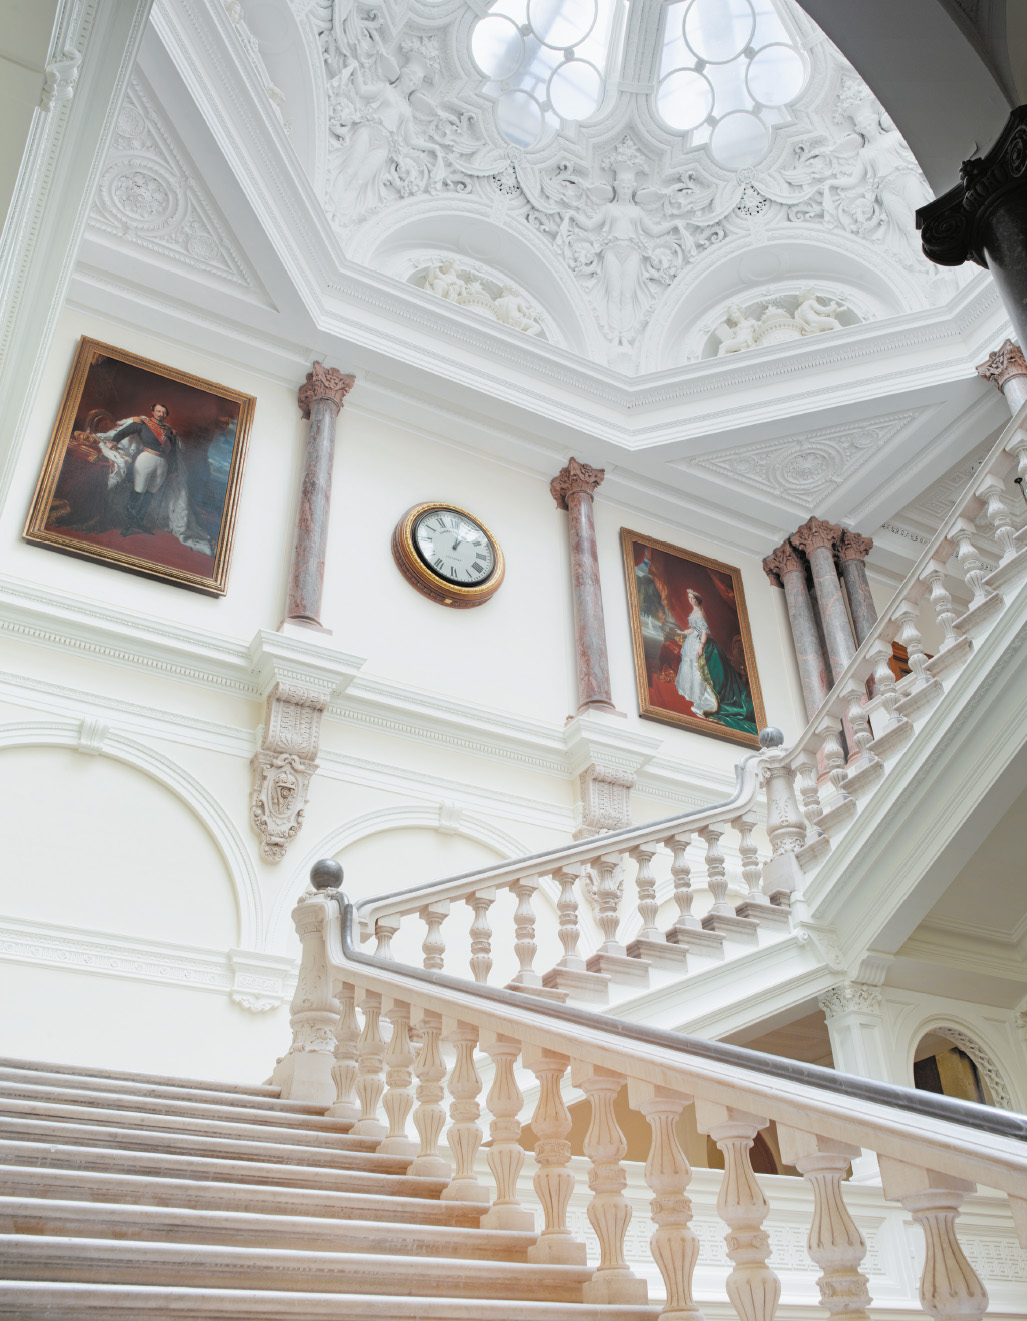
[551,457,606,511]
[250,682,329,863]
[762,539,804,586]
[790,517,842,557]
[298,362,356,419]
[818,982,883,1021]
[976,339,1027,394]
[837,529,874,564]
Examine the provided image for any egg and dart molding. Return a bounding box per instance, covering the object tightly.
[391,502,505,608]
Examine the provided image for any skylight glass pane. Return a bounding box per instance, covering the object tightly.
[684,0,754,63]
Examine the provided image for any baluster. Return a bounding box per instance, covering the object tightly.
[922,558,960,650]
[951,517,995,612]
[272,880,340,1106]
[555,865,585,968]
[669,832,698,930]
[352,991,387,1138]
[631,1082,701,1321]
[465,888,495,984]
[374,917,399,960]
[507,875,541,989]
[696,1102,781,1321]
[737,813,763,903]
[976,472,1018,564]
[816,722,852,816]
[892,596,930,691]
[409,1010,450,1179]
[631,844,662,941]
[594,852,626,955]
[378,999,417,1156]
[574,1064,648,1303]
[879,1160,988,1321]
[420,901,449,972]
[441,1021,488,1202]
[481,1036,534,1229]
[326,979,360,1121]
[525,1048,584,1264]
[701,822,730,916]
[778,1129,871,1321]
[843,680,878,777]
[794,750,824,841]
[864,639,903,737]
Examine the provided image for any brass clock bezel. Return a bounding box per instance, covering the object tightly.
[391,501,505,609]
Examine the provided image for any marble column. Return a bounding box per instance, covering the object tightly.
[284,362,356,630]
[837,530,877,646]
[918,107,1027,348]
[976,339,1027,415]
[551,458,616,715]
[790,518,854,685]
[763,539,830,720]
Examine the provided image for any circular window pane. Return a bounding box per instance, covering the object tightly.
[656,68,715,131]
[746,43,806,106]
[549,59,604,120]
[471,15,526,81]
[528,0,597,50]
[496,89,545,146]
[710,110,769,168]
[684,0,755,64]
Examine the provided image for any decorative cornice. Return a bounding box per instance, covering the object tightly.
[976,339,1027,393]
[298,361,356,418]
[551,458,606,510]
[790,516,843,556]
[837,529,874,564]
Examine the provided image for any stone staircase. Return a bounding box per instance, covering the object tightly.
[0,1056,656,1319]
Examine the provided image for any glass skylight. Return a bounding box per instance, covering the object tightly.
[655,0,807,169]
[471,0,624,147]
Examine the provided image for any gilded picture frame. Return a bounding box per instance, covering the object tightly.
[621,528,767,748]
[24,337,256,596]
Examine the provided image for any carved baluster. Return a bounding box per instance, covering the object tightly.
[922,558,961,650]
[778,1129,871,1321]
[976,472,1018,564]
[892,597,930,691]
[843,680,878,774]
[951,517,994,611]
[326,979,360,1122]
[701,822,730,916]
[794,750,824,841]
[507,876,541,988]
[481,1037,534,1229]
[696,1102,781,1321]
[737,814,763,903]
[374,917,399,960]
[420,901,449,972]
[352,991,387,1138]
[594,852,626,955]
[378,1000,417,1155]
[441,1021,488,1202]
[555,866,585,967]
[525,1048,585,1264]
[574,1064,648,1304]
[816,723,852,814]
[631,844,662,941]
[879,1160,988,1321]
[631,1082,701,1321]
[409,1010,450,1179]
[465,888,495,984]
[865,639,903,736]
[669,832,698,930]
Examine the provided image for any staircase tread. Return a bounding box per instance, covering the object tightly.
[0,1057,281,1098]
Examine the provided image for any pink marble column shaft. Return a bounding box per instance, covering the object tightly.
[763,540,830,720]
[837,530,877,646]
[976,339,1027,415]
[790,518,854,686]
[285,362,355,629]
[551,458,616,715]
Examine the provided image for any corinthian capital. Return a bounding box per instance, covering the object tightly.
[551,457,606,510]
[818,982,882,1021]
[762,539,804,586]
[837,529,874,564]
[298,362,356,419]
[976,339,1027,395]
[790,516,842,557]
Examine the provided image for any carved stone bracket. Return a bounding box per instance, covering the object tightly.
[564,712,660,842]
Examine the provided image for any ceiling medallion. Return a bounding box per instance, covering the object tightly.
[391,502,505,608]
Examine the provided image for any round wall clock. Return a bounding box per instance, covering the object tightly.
[391,502,505,609]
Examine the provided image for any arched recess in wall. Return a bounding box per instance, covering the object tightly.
[0,721,262,949]
[267,805,537,955]
[908,1017,1017,1112]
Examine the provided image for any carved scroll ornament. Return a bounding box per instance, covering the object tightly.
[250,682,329,862]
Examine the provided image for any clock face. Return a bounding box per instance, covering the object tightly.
[413,508,496,586]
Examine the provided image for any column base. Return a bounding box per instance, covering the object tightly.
[278,615,332,635]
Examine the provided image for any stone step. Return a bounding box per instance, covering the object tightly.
[0,1237,593,1302]
[0,1076,352,1132]
[0,1167,485,1227]
[0,1116,405,1173]
[0,1056,282,1100]
[0,1199,534,1260]
[0,1283,659,1320]
[0,1140,441,1198]
[0,1095,372,1150]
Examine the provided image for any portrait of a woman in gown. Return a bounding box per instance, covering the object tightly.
[673,589,757,735]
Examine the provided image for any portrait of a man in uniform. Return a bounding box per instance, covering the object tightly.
[24,338,255,596]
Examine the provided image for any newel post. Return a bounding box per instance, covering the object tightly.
[272,859,344,1106]
[758,728,805,896]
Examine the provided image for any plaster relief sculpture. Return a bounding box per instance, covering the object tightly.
[251,683,329,862]
[712,290,850,356]
[419,260,544,336]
